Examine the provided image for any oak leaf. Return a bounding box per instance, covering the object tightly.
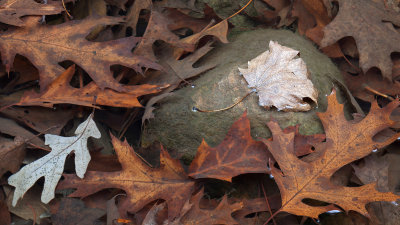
[8,116,101,206]
[0,16,162,91]
[188,111,325,182]
[57,134,195,220]
[238,40,318,111]
[169,189,242,225]
[0,0,63,26]
[51,198,105,225]
[13,65,166,108]
[262,90,400,219]
[321,0,400,80]
[0,137,25,178]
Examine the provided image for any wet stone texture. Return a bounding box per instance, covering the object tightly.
[141,28,356,162]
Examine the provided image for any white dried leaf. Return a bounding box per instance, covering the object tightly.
[238,41,318,111]
[8,116,101,206]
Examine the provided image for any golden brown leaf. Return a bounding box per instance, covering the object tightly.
[0,16,162,91]
[12,65,166,108]
[57,134,194,220]
[262,90,400,219]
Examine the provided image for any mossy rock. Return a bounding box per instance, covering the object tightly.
[141,29,356,162]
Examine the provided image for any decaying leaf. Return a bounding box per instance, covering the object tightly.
[188,110,325,182]
[321,0,400,80]
[57,134,194,220]
[8,116,101,206]
[238,40,318,111]
[262,90,400,219]
[0,16,162,91]
[51,198,105,225]
[0,0,64,26]
[188,111,270,182]
[169,189,242,225]
[13,65,166,108]
[0,136,25,177]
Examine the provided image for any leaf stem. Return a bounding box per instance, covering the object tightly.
[193,91,254,113]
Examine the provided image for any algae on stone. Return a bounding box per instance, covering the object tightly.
[141,29,357,161]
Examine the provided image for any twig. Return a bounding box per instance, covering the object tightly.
[193,91,254,113]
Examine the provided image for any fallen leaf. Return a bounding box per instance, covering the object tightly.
[0,116,47,149]
[262,90,400,219]
[353,154,391,192]
[133,9,193,61]
[321,0,400,80]
[51,198,105,225]
[124,0,152,36]
[238,40,318,111]
[142,92,174,126]
[0,16,162,91]
[13,65,166,108]
[143,42,216,89]
[0,0,64,26]
[142,202,167,225]
[106,195,123,225]
[0,136,25,177]
[169,189,242,225]
[188,111,270,182]
[5,185,50,224]
[8,115,101,206]
[0,200,11,225]
[341,61,400,102]
[0,106,74,135]
[298,0,343,58]
[188,111,325,182]
[57,134,195,220]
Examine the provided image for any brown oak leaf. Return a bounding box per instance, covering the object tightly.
[188,111,325,182]
[0,0,63,26]
[169,189,242,225]
[51,198,105,225]
[340,61,400,102]
[262,90,400,219]
[0,16,162,91]
[321,0,400,80]
[0,137,25,177]
[57,134,194,220]
[13,65,166,108]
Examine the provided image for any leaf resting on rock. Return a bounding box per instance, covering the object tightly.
[262,90,400,219]
[238,40,318,111]
[8,116,101,206]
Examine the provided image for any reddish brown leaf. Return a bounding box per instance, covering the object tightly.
[143,42,216,89]
[188,112,325,182]
[171,189,242,225]
[13,65,166,108]
[0,137,25,177]
[0,16,162,91]
[341,62,400,102]
[0,106,74,135]
[262,90,400,219]
[0,0,63,26]
[57,134,194,220]
[133,9,193,61]
[0,200,11,225]
[51,198,105,225]
[188,111,270,182]
[321,0,400,80]
[0,117,47,149]
[297,0,343,58]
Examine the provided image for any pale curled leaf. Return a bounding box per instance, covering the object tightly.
[8,116,101,206]
[238,41,317,111]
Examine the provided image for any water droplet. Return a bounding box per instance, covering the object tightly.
[53,107,57,110]
[326,210,341,214]
[392,201,399,206]
[372,149,378,153]
[191,85,195,88]
[192,107,198,112]
[316,219,320,223]
[269,174,274,179]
